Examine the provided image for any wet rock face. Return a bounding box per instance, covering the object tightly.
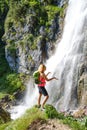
[77,19,87,107]
[4,25,57,73]
[77,56,87,106]
[37,36,48,63]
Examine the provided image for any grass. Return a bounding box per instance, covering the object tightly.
[44,104,87,130]
[0,107,47,130]
[0,104,87,130]
[62,116,87,130]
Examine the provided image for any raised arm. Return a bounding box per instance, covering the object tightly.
[46,72,51,76]
[44,74,58,81]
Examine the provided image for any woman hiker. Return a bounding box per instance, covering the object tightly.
[37,64,58,110]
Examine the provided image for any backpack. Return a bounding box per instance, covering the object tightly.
[33,71,40,84]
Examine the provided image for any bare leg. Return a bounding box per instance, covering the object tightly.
[38,93,42,106]
[42,95,49,108]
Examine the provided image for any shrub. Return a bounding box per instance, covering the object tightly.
[0,44,25,99]
[45,104,58,118]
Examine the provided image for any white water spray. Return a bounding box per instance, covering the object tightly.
[46,0,87,110]
[10,79,38,119]
[10,0,87,119]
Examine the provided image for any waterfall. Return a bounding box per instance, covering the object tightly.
[10,0,87,119]
[46,0,87,111]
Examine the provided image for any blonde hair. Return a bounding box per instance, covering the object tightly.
[38,64,46,72]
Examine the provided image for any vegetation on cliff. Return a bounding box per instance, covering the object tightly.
[1,0,67,72]
[0,0,9,39]
[1,1,87,130]
[0,105,87,130]
[0,0,66,103]
[0,44,25,99]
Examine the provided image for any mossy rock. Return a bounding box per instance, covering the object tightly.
[0,107,11,124]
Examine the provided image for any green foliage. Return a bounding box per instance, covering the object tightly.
[62,116,86,130]
[85,119,87,127]
[45,5,62,26]
[0,104,87,130]
[0,93,7,99]
[0,44,10,77]
[47,5,60,16]
[0,0,9,38]
[0,106,47,130]
[45,104,58,118]
[19,34,37,50]
[44,5,65,34]
[78,116,87,127]
[5,0,48,31]
[6,0,41,23]
[6,43,16,57]
[4,17,14,32]
[3,0,65,56]
[0,44,25,99]
[0,73,25,95]
[45,104,87,130]
[10,2,27,20]
[0,123,10,130]
[0,0,8,15]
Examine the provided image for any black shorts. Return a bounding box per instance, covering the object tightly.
[38,86,48,96]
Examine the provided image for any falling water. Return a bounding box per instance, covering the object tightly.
[10,0,87,119]
[46,0,87,111]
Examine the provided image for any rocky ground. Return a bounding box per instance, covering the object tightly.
[27,118,72,130]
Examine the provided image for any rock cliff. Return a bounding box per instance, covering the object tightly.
[2,0,67,73]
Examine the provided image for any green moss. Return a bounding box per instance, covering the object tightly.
[5,17,14,32]
[18,40,25,50]
[6,44,16,57]
[29,1,40,9]
[45,5,60,21]
[24,34,34,42]
[59,3,68,18]
[22,34,37,50]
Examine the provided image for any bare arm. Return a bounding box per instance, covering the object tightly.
[44,74,58,81]
[46,72,51,76]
